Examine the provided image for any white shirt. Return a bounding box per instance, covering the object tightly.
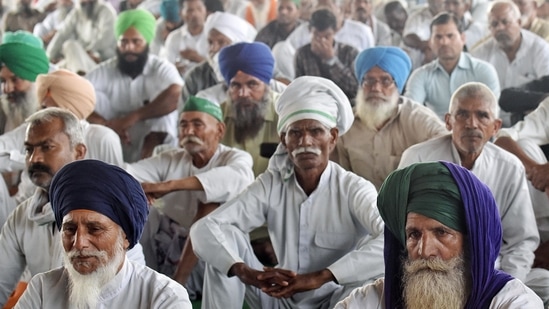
[191,161,385,307]
[87,55,183,162]
[403,6,433,40]
[471,30,549,88]
[32,8,68,39]
[125,144,255,228]
[498,96,549,144]
[15,258,192,308]
[399,134,540,281]
[162,25,208,73]
[334,278,544,308]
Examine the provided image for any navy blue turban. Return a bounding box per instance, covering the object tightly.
[160,0,181,23]
[218,42,274,85]
[354,46,411,94]
[49,160,149,249]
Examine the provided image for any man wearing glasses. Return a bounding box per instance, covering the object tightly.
[333,46,447,190]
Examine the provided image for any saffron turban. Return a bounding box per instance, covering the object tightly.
[115,9,156,44]
[354,46,411,94]
[276,76,353,135]
[160,0,181,23]
[183,96,223,122]
[50,160,149,249]
[378,161,513,309]
[204,12,257,44]
[0,31,49,82]
[36,69,96,119]
[218,42,274,85]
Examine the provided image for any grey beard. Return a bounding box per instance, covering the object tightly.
[0,85,39,133]
[232,89,270,144]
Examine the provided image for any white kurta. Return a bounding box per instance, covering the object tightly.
[162,24,208,73]
[334,278,544,308]
[15,258,192,309]
[87,55,183,162]
[190,161,385,308]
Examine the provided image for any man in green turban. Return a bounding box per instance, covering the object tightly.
[125,96,254,300]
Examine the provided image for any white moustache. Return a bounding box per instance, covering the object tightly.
[68,249,107,260]
[291,147,322,157]
[180,136,204,147]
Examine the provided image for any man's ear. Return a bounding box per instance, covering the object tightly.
[329,127,339,146]
[75,143,87,160]
[217,121,226,139]
[493,118,503,135]
[280,132,287,148]
[444,113,453,131]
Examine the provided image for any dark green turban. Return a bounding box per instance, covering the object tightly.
[377,161,467,246]
[0,31,49,82]
[183,96,223,122]
[115,9,156,44]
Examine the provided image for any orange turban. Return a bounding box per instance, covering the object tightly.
[36,70,96,119]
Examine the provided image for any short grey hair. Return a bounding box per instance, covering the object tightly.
[448,82,499,118]
[489,0,521,20]
[26,107,85,149]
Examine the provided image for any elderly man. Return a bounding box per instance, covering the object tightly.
[352,0,391,46]
[335,47,447,190]
[15,160,192,308]
[334,162,543,308]
[255,0,302,48]
[399,82,549,304]
[126,96,254,296]
[190,76,384,308]
[405,13,500,119]
[46,0,117,74]
[87,9,183,163]
[0,108,143,307]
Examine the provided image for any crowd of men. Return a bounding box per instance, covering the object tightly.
[0,0,549,307]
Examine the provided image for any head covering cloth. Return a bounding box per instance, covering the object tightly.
[36,69,96,119]
[377,161,513,309]
[183,96,223,122]
[218,42,274,85]
[204,12,257,44]
[0,31,49,82]
[50,160,149,250]
[354,46,411,94]
[160,0,181,23]
[115,9,157,44]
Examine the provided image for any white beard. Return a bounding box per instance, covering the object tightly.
[63,235,126,309]
[0,84,38,133]
[403,255,470,309]
[355,88,399,131]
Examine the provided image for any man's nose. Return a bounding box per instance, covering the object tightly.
[418,234,439,259]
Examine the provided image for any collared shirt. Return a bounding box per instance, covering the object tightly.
[335,97,447,190]
[163,24,208,72]
[399,134,540,281]
[471,29,549,88]
[405,52,501,119]
[255,19,303,49]
[15,259,192,308]
[125,144,254,227]
[191,161,385,307]
[87,55,183,162]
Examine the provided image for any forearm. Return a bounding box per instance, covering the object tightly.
[403,34,425,50]
[87,111,108,125]
[167,176,204,192]
[130,84,180,121]
[494,136,539,169]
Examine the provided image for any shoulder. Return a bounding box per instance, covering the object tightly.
[404,134,450,154]
[483,142,525,170]
[490,278,544,307]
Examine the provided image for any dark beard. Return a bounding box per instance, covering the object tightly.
[232,91,269,144]
[81,1,96,19]
[116,46,149,78]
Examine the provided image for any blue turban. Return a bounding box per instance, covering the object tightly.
[354,46,411,94]
[49,160,149,250]
[160,0,181,23]
[218,42,274,85]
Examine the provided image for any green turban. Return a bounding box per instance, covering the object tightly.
[183,96,223,122]
[115,9,156,44]
[0,31,49,82]
[377,162,467,246]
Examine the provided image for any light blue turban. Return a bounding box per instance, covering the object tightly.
[160,0,181,23]
[354,46,411,94]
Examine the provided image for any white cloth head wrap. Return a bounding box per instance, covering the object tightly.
[204,12,257,44]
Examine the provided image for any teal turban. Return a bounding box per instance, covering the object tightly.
[0,31,49,82]
[183,96,223,122]
[115,9,156,44]
[354,46,411,94]
[377,162,466,246]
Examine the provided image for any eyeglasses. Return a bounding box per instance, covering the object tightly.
[361,77,395,88]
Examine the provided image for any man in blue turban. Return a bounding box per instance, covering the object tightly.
[334,46,447,190]
[14,159,192,308]
[335,162,543,308]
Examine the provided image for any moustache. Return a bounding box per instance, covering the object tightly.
[180,135,204,147]
[462,130,482,139]
[68,249,108,260]
[28,163,52,176]
[291,146,322,157]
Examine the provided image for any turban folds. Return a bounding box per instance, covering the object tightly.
[0,31,49,82]
[115,9,156,44]
[183,96,223,122]
[378,161,513,309]
[160,0,181,23]
[354,46,411,94]
[36,69,96,119]
[218,42,274,84]
[50,160,149,249]
[204,12,257,44]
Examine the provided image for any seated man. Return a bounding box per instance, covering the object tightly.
[16,160,192,308]
[87,9,183,162]
[3,0,46,34]
[126,96,254,295]
[254,0,302,48]
[399,82,549,303]
[190,76,385,308]
[335,46,447,190]
[335,162,543,308]
[33,0,74,46]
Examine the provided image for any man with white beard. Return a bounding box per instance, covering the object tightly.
[334,46,447,190]
[15,159,192,308]
[335,162,543,308]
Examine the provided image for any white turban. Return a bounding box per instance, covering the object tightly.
[276,76,353,135]
[204,12,257,44]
